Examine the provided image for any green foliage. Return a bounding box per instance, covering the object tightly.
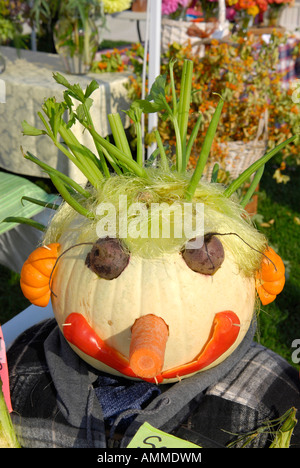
[254,159,300,367]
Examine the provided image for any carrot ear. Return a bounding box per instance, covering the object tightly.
[20,243,60,307]
[256,247,285,305]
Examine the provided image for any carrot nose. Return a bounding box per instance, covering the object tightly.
[129,314,169,379]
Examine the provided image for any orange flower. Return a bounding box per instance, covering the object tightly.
[98,62,108,70]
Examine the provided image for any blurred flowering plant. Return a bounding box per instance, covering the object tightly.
[101,0,132,13]
[0,0,29,45]
[161,0,190,18]
[92,42,144,72]
[162,0,221,20]
[226,0,292,22]
[123,31,300,176]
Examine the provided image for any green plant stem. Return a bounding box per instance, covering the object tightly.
[160,95,183,172]
[223,135,297,198]
[185,96,224,201]
[169,58,178,115]
[100,143,123,175]
[173,116,183,172]
[58,125,104,188]
[154,129,170,171]
[82,102,111,178]
[37,111,96,184]
[177,59,193,170]
[49,174,95,219]
[23,150,91,199]
[108,113,133,159]
[21,196,60,211]
[83,123,149,178]
[1,217,46,232]
[240,165,264,208]
[185,113,202,170]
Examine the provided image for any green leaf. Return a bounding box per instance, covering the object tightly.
[211,163,219,183]
[53,72,85,102]
[76,98,93,123]
[85,80,99,99]
[135,73,168,114]
[22,121,46,136]
[64,91,74,110]
[148,73,167,103]
[42,98,67,139]
[124,101,142,124]
[52,72,71,88]
[135,99,164,114]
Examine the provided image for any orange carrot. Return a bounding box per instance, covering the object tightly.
[129,314,169,379]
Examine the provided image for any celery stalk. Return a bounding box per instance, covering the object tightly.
[240,165,264,208]
[36,112,100,185]
[81,101,111,178]
[23,150,91,199]
[177,60,193,170]
[185,113,202,170]
[185,97,224,201]
[108,113,133,159]
[58,125,104,188]
[0,380,21,448]
[155,129,170,171]
[83,123,149,178]
[49,174,95,219]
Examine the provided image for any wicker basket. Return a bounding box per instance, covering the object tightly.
[161,18,218,54]
[203,110,269,181]
[161,0,230,54]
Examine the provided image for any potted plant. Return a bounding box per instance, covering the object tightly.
[52,0,104,75]
[0,0,30,71]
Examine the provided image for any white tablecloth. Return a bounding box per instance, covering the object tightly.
[0,46,131,185]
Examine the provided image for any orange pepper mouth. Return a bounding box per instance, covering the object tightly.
[62,311,240,383]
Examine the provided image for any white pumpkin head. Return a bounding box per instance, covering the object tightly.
[18,62,289,384]
[44,173,266,384]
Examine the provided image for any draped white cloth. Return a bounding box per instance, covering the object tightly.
[0,46,131,185]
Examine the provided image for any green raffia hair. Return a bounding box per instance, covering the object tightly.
[43,169,267,276]
[6,59,297,275]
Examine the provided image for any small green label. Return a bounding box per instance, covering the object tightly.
[127,422,201,449]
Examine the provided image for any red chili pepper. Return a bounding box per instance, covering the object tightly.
[63,313,136,378]
[63,311,240,383]
[160,311,240,380]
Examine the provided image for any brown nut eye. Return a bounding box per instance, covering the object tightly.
[85,237,130,280]
[181,234,225,275]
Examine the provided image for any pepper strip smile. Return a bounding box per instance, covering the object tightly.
[62,311,240,383]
